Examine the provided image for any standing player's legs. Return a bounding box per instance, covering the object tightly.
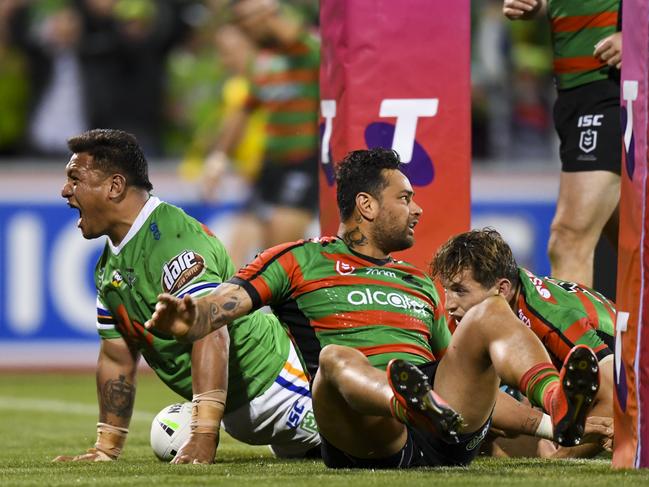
[548,170,619,286]
[547,79,621,287]
[256,158,319,247]
[312,345,409,459]
[266,207,314,246]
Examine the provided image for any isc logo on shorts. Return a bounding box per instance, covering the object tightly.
[577,114,602,155]
[161,250,205,294]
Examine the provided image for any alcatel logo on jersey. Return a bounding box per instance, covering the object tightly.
[335,261,355,275]
[347,289,427,315]
[161,251,205,294]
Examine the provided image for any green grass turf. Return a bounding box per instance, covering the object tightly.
[1,372,648,486]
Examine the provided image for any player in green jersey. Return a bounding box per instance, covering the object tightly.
[503,0,622,288]
[147,148,609,468]
[54,129,319,464]
[432,227,614,458]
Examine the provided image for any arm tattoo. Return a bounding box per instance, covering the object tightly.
[100,375,135,419]
[204,287,243,329]
[342,226,368,249]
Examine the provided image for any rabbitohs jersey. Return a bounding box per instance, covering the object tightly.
[229,237,450,378]
[516,267,615,367]
[94,197,289,412]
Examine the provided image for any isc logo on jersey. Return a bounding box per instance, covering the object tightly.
[161,250,205,294]
[347,288,427,315]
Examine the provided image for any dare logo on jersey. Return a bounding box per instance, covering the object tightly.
[161,251,205,294]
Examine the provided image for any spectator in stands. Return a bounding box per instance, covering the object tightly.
[0,0,29,155]
[76,0,189,156]
[6,1,87,156]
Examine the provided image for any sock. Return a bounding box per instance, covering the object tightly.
[519,363,560,412]
[390,396,410,424]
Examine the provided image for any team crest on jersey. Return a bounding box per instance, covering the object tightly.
[336,261,355,275]
[578,129,597,154]
[111,270,124,288]
[161,250,205,294]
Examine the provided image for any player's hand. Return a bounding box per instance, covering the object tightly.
[171,432,218,465]
[52,448,114,462]
[503,0,542,20]
[594,32,622,69]
[581,416,614,451]
[536,439,559,458]
[146,294,199,341]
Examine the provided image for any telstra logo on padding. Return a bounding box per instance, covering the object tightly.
[320,98,437,186]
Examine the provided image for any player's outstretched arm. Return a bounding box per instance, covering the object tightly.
[171,328,230,464]
[53,338,139,462]
[503,0,546,21]
[145,283,253,342]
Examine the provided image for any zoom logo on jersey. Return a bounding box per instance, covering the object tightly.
[161,251,205,294]
[347,288,427,315]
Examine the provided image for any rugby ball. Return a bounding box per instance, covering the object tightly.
[150,402,192,461]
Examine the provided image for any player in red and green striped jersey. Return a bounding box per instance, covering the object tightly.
[503,0,622,288]
[201,0,320,259]
[432,227,614,458]
[148,148,608,468]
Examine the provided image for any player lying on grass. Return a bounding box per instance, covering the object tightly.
[431,228,615,458]
[146,148,608,468]
[55,129,319,464]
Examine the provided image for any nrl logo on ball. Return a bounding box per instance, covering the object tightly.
[161,250,205,294]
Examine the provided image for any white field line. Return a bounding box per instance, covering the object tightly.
[0,396,155,423]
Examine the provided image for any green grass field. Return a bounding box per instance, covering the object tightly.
[1,371,648,487]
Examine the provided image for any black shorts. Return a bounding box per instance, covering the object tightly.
[249,156,319,214]
[553,79,621,174]
[320,361,492,469]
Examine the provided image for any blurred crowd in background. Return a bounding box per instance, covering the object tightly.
[0,0,556,165]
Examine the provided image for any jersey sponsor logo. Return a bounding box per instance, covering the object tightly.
[111,270,124,288]
[335,261,355,275]
[517,309,531,328]
[578,129,598,154]
[523,270,552,300]
[366,268,397,279]
[347,288,427,315]
[149,221,161,240]
[124,268,137,287]
[577,114,603,127]
[161,250,205,294]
